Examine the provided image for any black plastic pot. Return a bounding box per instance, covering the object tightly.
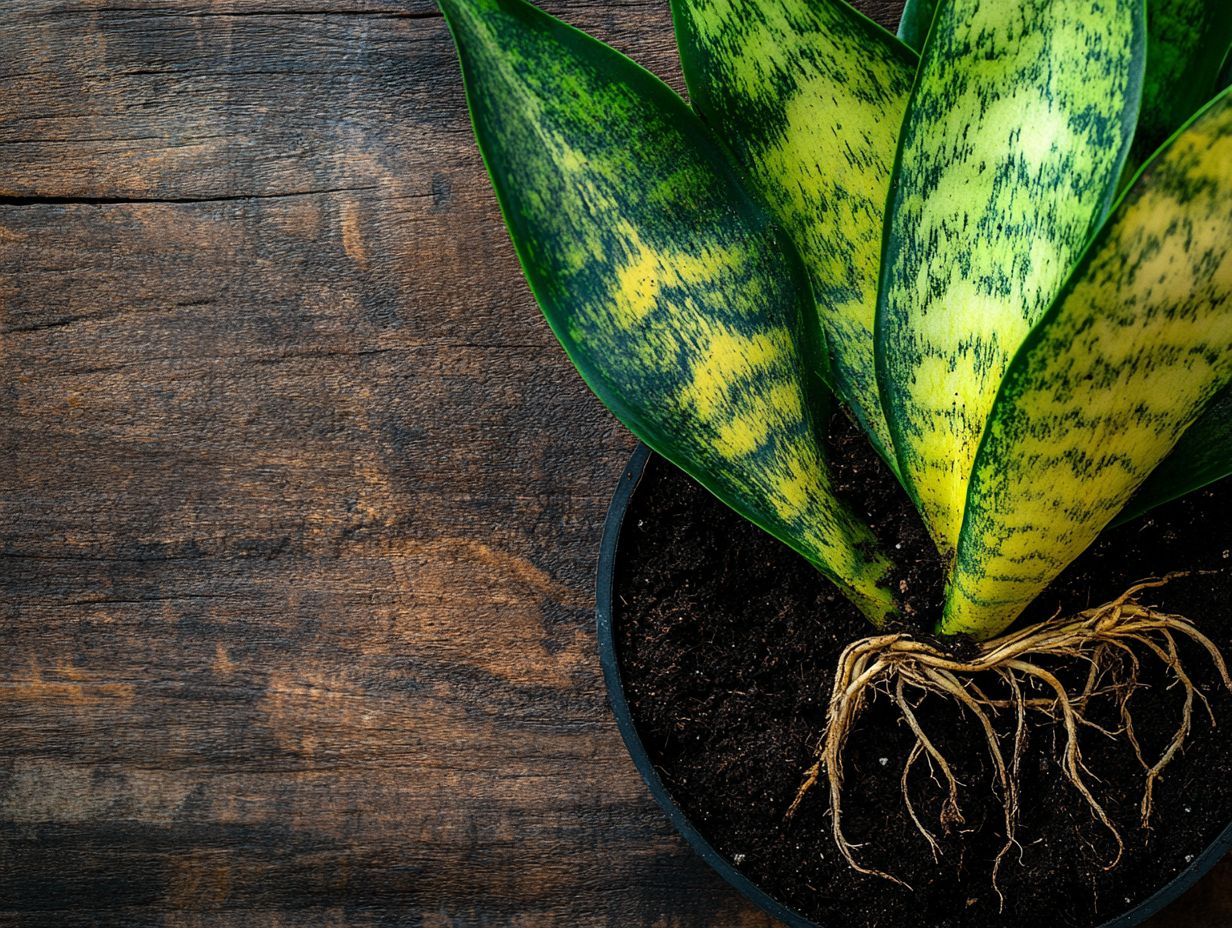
[596,443,1232,928]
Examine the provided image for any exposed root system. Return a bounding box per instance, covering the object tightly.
[787,575,1232,904]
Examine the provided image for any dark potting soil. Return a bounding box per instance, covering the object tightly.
[612,412,1232,928]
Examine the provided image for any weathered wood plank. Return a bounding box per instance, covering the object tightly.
[0,0,1224,925]
[0,0,683,199]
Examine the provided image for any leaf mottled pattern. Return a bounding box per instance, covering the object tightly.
[877,0,1145,553]
[441,0,897,620]
[672,0,916,470]
[945,92,1232,638]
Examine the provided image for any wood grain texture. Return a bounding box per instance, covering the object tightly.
[0,0,1224,925]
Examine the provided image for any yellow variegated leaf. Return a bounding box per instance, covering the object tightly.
[441,0,898,621]
[903,0,1232,159]
[671,0,916,471]
[944,90,1232,638]
[877,0,1145,554]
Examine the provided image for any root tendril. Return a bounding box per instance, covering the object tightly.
[786,574,1230,905]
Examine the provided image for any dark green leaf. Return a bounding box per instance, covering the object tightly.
[896,0,936,52]
[1125,0,1232,175]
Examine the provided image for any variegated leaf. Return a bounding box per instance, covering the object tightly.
[904,0,1231,144]
[1114,382,1232,525]
[1135,51,1232,512]
[441,0,898,620]
[671,0,916,471]
[944,90,1232,638]
[877,0,1145,553]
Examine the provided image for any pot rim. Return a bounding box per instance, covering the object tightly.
[595,442,1232,928]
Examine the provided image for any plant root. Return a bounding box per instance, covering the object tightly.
[786,574,1232,901]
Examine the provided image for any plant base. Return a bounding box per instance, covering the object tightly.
[610,445,1232,928]
[788,575,1232,905]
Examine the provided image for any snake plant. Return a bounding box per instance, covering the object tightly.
[441,0,1232,642]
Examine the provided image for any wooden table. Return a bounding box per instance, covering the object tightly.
[1,0,1227,924]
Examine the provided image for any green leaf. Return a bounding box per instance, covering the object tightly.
[876,0,1146,554]
[943,90,1232,639]
[1125,0,1232,174]
[440,0,898,621]
[670,0,916,472]
[1113,383,1232,525]
[896,0,936,52]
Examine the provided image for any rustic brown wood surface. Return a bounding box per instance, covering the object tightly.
[0,0,1227,925]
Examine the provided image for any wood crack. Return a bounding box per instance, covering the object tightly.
[45,8,444,19]
[0,185,382,207]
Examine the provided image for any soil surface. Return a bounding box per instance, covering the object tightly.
[612,413,1232,928]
